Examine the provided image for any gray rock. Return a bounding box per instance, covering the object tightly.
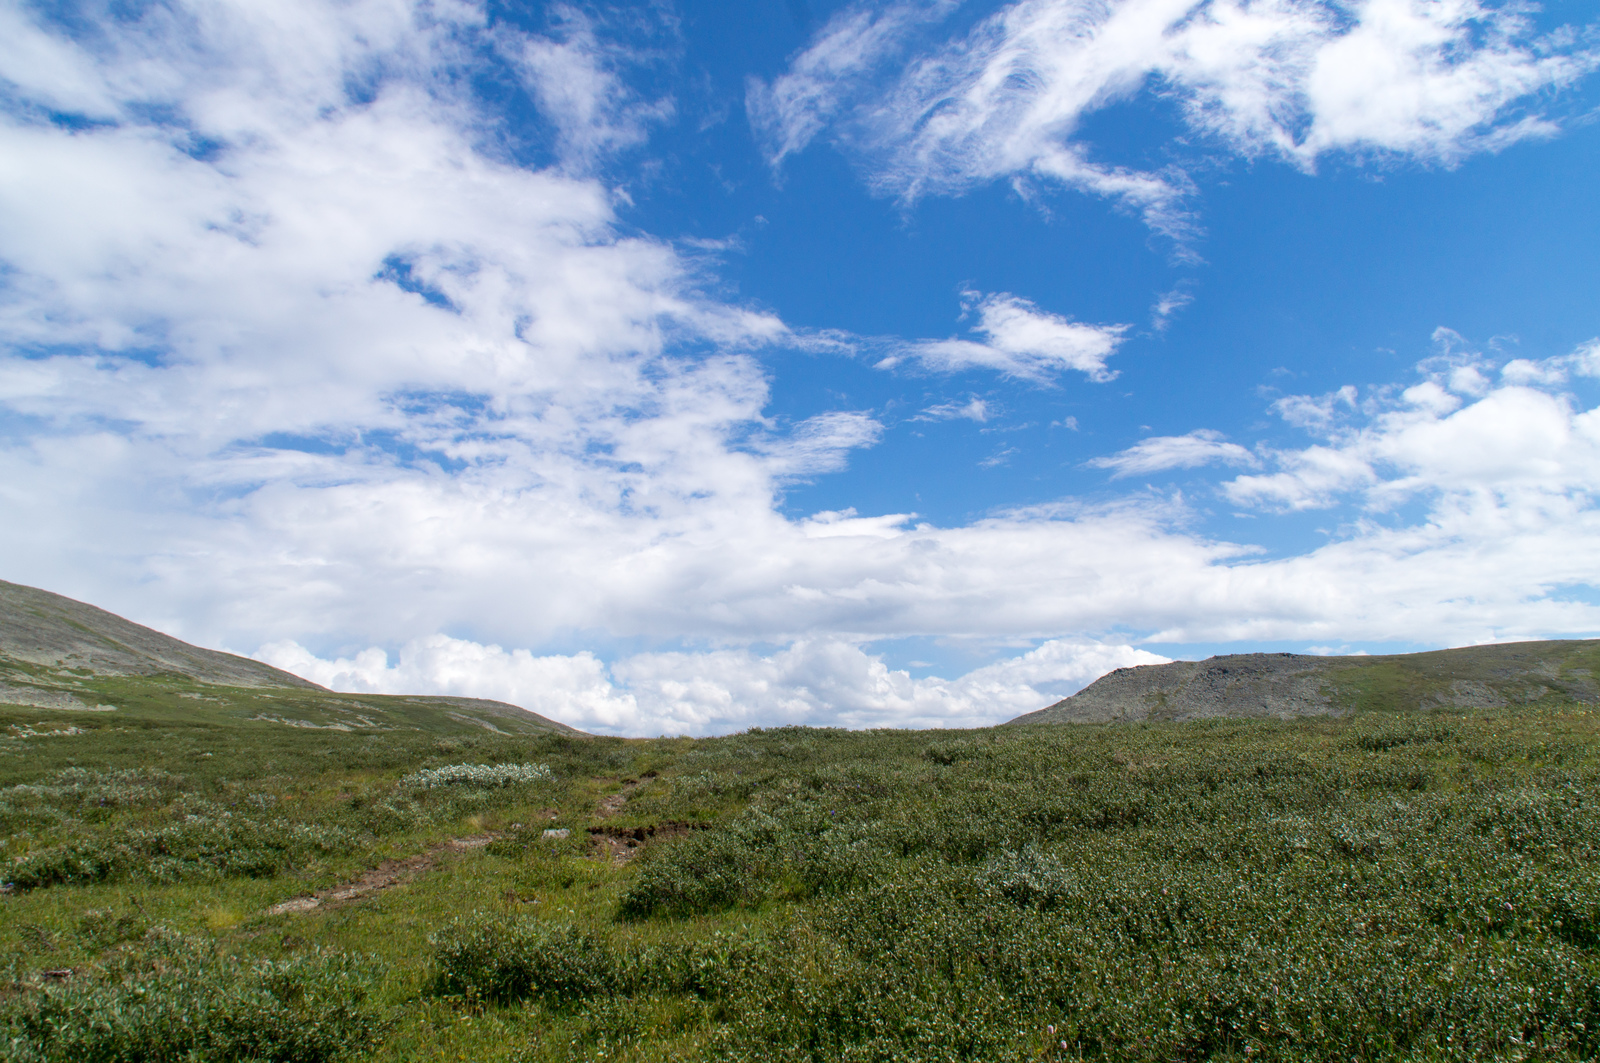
[0,683,115,711]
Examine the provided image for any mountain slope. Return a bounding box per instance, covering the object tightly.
[1007,639,1600,725]
[0,579,586,736]
[0,579,317,688]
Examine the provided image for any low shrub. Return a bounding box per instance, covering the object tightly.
[430,917,620,1006]
[0,930,386,1062]
[616,816,776,919]
[8,815,360,889]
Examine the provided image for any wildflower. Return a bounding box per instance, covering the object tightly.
[397,763,554,790]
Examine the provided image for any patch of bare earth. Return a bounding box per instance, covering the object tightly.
[587,821,706,863]
[263,833,496,916]
[593,776,641,818]
[586,773,705,864]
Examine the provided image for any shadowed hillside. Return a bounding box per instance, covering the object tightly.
[1008,639,1600,725]
[0,579,585,736]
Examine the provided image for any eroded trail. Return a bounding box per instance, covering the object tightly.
[263,833,496,915]
[262,773,698,913]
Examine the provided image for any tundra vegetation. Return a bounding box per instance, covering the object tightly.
[2,671,1599,1061]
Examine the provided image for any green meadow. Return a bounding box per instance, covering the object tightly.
[3,677,1598,1061]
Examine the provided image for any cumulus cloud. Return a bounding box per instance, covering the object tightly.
[749,0,1597,228]
[879,291,1128,382]
[3,0,1600,735]
[1224,342,1600,513]
[1502,339,1600,387]
[1087,429,1258,478]
[259,636,642,731]
[258,635,1170,734]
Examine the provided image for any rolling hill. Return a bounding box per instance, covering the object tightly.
[0,578,585,736]
[1008,639,1600,725]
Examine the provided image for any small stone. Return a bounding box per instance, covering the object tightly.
[265,896,321,915]
[542,828,570,839]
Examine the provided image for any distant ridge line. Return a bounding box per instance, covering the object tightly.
[1007,640,1600,725]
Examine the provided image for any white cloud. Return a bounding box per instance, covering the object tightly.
[1088,429,1258,478]
[1294,0,1576,162]
[749,0,1597,227]
[1273,384,1360,430]
[916,397,990,422]
[1225,342,1600,512]
[1501,338,1600,386]
[745,1,957,168]
[756,410,885,478]
[502,4,676,173]
[1151,288,1194,331]
[258,635,641,730]
[2,1,1599,736]
[258,635,1170,734]
[879,291,1128,382]
[978,446,1019,468]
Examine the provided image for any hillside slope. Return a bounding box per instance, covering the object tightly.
[0,579,317,689]
[0,579,586,735]
[1008,639,1600,725]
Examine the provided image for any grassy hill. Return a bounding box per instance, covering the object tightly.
[2,584,1599,1062]
[1009,639,1600,725]
[0,578,584,737]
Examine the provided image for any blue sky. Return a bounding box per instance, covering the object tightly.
[2,0,1599,733]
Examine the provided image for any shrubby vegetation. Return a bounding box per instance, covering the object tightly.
[3,687,1599,1061]
[454,715,1600,1061]
[1,929,385,1062]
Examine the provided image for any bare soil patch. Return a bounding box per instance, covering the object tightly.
[263,832,496,916]
[593,776,640,818]
[586,821,708,864]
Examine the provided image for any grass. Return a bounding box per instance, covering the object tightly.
[2,679,1598,1061]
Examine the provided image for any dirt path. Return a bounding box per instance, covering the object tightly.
[588,776,646,862]
[263,833,496,916]
[263,774,689,911]
[592,775,643,818]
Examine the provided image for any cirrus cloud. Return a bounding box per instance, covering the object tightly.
[749,0,1598,236]
[1087,429,1259,478]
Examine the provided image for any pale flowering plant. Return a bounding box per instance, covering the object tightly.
[396,763,555,791]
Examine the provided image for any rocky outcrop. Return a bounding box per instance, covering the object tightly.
[1008,653,1349,725]
[0,682,115,711]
